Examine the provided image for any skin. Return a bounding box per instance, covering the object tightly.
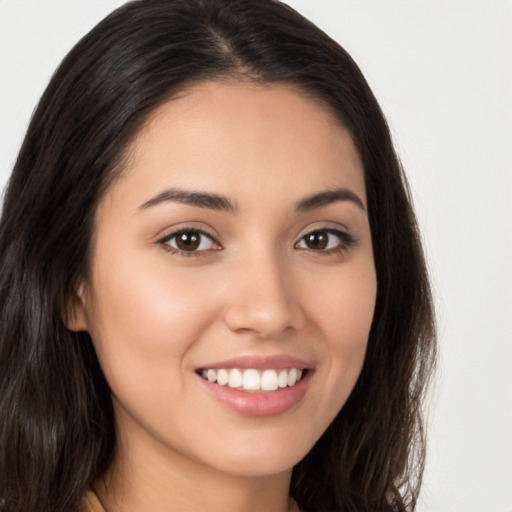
[69,81,377,512]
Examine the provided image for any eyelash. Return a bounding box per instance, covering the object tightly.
[157,227,356,257]
[158,228,221,257]
[295,228,356,254]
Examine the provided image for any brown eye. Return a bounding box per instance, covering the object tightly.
[163,230,218,253]
[303,231,329,250]
[296,229,355,252]
[175,232,201,250]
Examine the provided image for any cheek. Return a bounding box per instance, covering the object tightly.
[84,259,219,398]
[303,259,376,415]
[308,256,377,345]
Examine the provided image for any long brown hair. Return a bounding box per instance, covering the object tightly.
[0,1,436,511]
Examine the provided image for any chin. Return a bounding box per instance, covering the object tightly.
[200,431,313,479]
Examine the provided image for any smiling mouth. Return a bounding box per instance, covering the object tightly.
[197,368,306,392]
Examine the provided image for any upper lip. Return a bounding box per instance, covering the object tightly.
[197,354,313,371]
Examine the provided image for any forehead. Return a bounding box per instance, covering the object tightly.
[111,81,366,209]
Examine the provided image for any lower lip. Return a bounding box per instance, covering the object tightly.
[198,372,311,417]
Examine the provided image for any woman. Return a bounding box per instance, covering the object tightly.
[0,1,436,511]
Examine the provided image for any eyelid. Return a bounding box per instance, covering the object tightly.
[295,226,357,252]
[157,226,223,255]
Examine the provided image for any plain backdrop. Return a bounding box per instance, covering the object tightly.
[1,1,511,511]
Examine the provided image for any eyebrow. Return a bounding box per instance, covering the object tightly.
[296,188,366,212]
[139,188,235,212]
[139,186,365,213]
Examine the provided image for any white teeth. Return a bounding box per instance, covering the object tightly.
[217,369,229,386]
[242,369,260,390]
[278,369,288,388]
[200,367,305,391]
[287,368,298,387]
[228,368,243,388]
[261,370,279,391]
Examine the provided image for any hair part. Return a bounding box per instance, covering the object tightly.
[0,1,436,511]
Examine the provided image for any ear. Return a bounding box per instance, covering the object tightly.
[66,284,89,332]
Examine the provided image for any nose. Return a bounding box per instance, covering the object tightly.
[222,251,305,339]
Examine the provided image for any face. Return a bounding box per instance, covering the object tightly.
[72,81,377,479]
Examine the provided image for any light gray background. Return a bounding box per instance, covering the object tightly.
[1,1,511,511]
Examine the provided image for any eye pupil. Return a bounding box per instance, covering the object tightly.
[176,232,200,251]
[305,232,328,250]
